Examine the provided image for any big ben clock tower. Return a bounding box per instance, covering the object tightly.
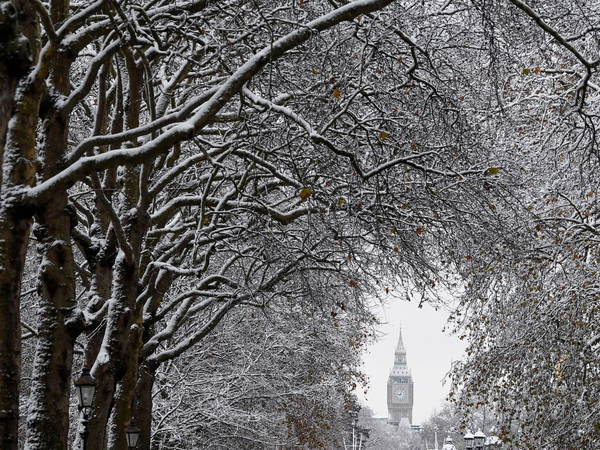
[387,325,414,426]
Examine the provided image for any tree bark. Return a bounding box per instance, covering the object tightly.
[23,2,80,446]
[0,2,40,447]
[104,49,149,450]
[81,48,147,450]
[106,318,143,450]
[24,150,79,450]
[0,195,35,450]
[132,363,156,449]
[24,207,78,449]
[87,254,141,450]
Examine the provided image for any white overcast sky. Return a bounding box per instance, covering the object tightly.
[360,296,466,424]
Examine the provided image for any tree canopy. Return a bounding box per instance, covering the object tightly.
[1,0,600,449]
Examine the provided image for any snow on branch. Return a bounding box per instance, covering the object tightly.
[26,0,396,203]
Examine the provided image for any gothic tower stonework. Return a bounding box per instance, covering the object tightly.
[387,325,414,426]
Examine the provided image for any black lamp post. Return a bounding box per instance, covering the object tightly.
[357,425,369,450]
[74,368,96,450]
[125,424,141,449]
[464,431,475,449]
[474,430,486,449]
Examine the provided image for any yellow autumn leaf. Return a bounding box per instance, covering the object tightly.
[379,131,391,141]
[401,204,409,209]
[484,167,500,176]
[554,354,569,380]
[390,226,398,233]
[299,187,313,199]
[337,198,346,206]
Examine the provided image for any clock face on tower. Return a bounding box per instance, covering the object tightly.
[391,383,409,404]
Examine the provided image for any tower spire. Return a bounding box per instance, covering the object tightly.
[395,324,406,354]
[392,325,408,367]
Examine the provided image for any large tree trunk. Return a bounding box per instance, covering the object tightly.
[0,0,20,188]
[0,199,35,450]
[96,49,148,450]
[24,201,78,449]
[24,134,79,450]
[0,2,41,447]
[86,254,141,450]
[132,273,174,449]
[106,317,144,450]
[132,364,156,450]
[76,190,118,450]
[23,0,80,443]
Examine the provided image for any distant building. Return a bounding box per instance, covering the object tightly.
[387,324,414,427]
[361,326,498,449]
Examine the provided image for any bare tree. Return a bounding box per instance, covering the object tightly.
[2,1,500,449]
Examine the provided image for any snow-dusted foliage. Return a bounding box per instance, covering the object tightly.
[1,1,499,449]
[2,0,600,449]
[447,1,600,448]
[150,297,372,449]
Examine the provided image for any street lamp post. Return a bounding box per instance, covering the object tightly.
[359,426,370,449]
[474,430,486,449]
[125,424,141,449]
[343,419,368,450]
[464,431,474,450]
[74,368,97,450]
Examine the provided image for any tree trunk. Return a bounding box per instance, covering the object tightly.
[75,217,117,450]
[24,194,79,450]
[83,47,148,450]
[104,49,149,449]
[132,364,156,450]
[106,321,143,450]
[85,254,140,450]
[24,0,80,441]
[0,2,41,447]
[82,369,114,450]
[0,204,34,450]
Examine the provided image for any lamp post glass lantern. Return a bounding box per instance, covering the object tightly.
[74,368,96,413]
[125,424,141,449]
[474,430,486,448]
[464,431,475,449]
[74,368,96,450]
